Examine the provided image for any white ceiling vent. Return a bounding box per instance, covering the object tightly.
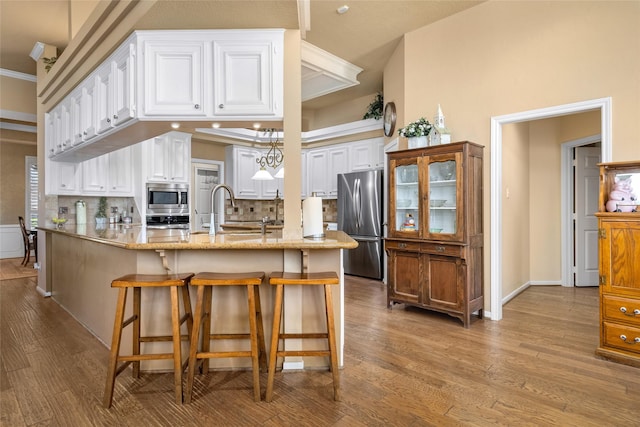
[301,40,363,102]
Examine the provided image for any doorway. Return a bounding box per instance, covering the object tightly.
[490,97,612,321]
[191,160,224,232]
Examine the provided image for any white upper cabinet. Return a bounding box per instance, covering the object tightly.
[349,137,385,171]
[143,132,191,184]
[96,41,136,135]
[212,35,282,118]
[142,39,206,116]
[47,30,283,162]
[306,145,349,199]
[81,156,109,195]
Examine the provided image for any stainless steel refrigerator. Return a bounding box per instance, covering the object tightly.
[337,170,384,280]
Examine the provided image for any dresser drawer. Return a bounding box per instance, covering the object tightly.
[421,242,462,257]
[602,295,640,325]
[603,321,640,355]
[385,240,420,252]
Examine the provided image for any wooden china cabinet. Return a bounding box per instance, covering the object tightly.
[385,141,483,328]
[595,161,640,368]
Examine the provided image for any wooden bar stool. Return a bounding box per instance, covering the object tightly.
[184,272,267,403]
[265,271,340,402]
[103,273,194,408]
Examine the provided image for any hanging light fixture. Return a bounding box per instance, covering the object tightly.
[252,128,284,180]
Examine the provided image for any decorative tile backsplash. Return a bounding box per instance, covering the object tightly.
[224,198,337,223]
[47,196,336,225]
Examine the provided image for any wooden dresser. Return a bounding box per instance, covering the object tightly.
[595,161,640,368]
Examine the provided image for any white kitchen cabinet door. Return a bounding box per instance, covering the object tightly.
[327,146,349,197]
[45,109,61,157]
[95,62,115,134]
[81,156,109,194]
[349,138,384,171]
[227,146,261,199]
[68,88,84,147]
[96,43,136,134]
[81,77,98,143]
[108,146,133,196]
[307,148,329,198]
[144,132,191,183]
[46,158,80,195]
[212,37,281,118]
[143,41,205,116]
[262,163,284,199]
[112,43,136,125]
[59,99,72,153]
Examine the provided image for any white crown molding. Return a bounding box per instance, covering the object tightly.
[297,0,311,39]
[0,68,37,82]
[301,40,362,101]
[1,109,37,123]
[195,118,382,144]
[0,122,37,133]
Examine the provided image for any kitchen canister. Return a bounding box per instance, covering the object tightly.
[76,200,87,224]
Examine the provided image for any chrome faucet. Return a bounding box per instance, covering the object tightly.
[274,189,282,225]
[209,184,236,236]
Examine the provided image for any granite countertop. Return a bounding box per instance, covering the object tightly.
[38,223,357,250]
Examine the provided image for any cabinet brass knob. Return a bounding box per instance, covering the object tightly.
[113,114,118,120]
[436,246,445,252]
[398,243,407,249]
[219,104,224,109]
[106,118,111,123]
[194,104,200,109]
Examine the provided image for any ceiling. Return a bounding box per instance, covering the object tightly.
[0,0,483,111]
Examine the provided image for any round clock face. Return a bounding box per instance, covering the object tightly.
[383,102,396,137]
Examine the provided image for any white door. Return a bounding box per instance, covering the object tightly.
[191,161,222,232]
[575,146,601,287]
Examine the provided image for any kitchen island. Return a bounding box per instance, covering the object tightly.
[40,224,357,372]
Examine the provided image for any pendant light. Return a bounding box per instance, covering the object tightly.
[251,128,283,180]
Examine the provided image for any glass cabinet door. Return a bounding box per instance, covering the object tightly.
[427,156,459,237]
[394,162,420,234]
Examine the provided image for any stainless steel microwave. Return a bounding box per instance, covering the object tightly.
[146,183,189,215]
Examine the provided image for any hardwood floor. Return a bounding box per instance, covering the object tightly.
[1,275,638,426]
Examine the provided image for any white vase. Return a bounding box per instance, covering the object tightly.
[408,136,428,149]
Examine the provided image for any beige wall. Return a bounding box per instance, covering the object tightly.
[191,139,226,161]
[501,122,530,297]
[386,1,640,307]
[0,75,36,114]
[383,37,405,145]
[0,142,37,224]
[304,93,378,130]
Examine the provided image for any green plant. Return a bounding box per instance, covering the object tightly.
[96,197,108,219]
[42,56,58,73]
[398,117,433,138]
[362,92,383,120]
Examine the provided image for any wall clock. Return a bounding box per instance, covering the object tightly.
[383,102,396,137]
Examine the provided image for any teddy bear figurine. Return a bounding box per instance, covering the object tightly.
[605,176,637,212]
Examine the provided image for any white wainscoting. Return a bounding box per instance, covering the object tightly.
[0,225,25,259]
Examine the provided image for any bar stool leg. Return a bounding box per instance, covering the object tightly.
[200,286,213,374]
[169,286,183,404]
[132,287,141,378]
[265,283,284,402]
[103,288,128,408]
[324,284,340,401]
[185,285,206,404]
[254,285,267,372]
[247,284,261,402]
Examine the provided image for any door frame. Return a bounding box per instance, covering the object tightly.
[561,136,601,288]
[489,97,612,321]
[191,158,224,232]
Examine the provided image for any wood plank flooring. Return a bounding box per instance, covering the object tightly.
[0,258,38,281]
[1,275,638,426]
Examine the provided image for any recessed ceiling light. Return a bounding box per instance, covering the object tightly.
[211,123,220,128]
[253,123,261,129]
[337,5,349,14]
[171,123,180,129]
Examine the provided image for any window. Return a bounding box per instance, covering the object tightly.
[25,156,38,229]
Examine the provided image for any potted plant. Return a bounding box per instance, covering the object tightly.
[398,117,433,148]
[96,197,108,227]
[362,92,383,120]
